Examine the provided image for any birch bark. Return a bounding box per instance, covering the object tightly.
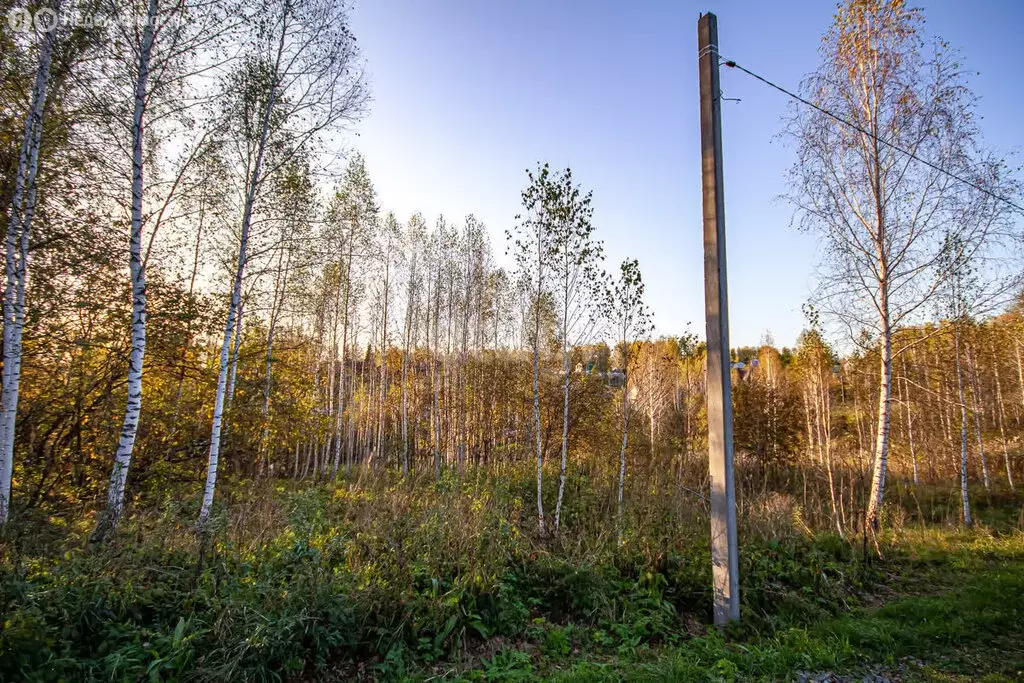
[96,0,159,538]
[198,24,284,530]
[1,4,60,523]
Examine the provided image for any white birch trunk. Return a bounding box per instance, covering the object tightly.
[227,298,245,409]
[818,373,842,537]
[400,326,410,477]
[422,267,433,476]
[532,258,544,536]
[954,325,972,526]
[991,338,1014,490]
[95,0,158,538]
[198,39,282,530]
[457,232,471,471]
[444,268,454,467]
[401,289,414,477]
[1016,343,1024,426]
[0,7,59,523]
[616,374,629,546]
[900,353,918,485]
[332,243,352,476]
[376,262,390,464]
[802,388,815,463]
[432,259,442,479]
[866,303,892,530]
[967,345,990,490]
[553,335,569,535]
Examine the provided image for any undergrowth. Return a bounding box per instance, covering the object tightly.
[0,468,1020,681]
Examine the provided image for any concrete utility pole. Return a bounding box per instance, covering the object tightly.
[697,11,739,626]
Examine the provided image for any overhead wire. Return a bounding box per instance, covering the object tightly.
[720,58,1024,215]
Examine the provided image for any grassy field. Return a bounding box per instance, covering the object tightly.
[536,532,1024,683]
[1,471,1022,681]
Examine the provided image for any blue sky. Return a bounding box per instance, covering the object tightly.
[347,0,1022,348]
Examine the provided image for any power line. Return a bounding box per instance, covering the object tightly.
[721,59,1024,215]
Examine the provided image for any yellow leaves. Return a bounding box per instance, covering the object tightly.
[792,505,814,538]
[332,486,373,504]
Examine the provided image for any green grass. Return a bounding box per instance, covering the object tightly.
[1,477,1022,682]
[506,533,1024,682]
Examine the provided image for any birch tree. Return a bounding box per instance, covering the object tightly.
[940,235,974,526]
[429,217,453,478]
[547,168,604,536]
[787,0,1019,529]
[990,330,1014,490]
[92,0,236,540]
[198,0,367,530]
[508,164,554,536]
[0,0,60,524]
[937,208,1020,523]
[93,0,161,539]
[328,154,376,475]
[400,213,426,476]
[457,215,485,470]
[795,320,842,536]
[966,340,989,491]
[373,212,399,464]
[604,259,651,545]
[259,158,311,474]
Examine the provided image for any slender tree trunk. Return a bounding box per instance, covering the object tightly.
[943,374,957,472]
[991,337,1014,490]
[922,360,937,480]
[261,247,290,476]
[818,372,841,537]
[198,26,284,530]
[553,334,570,535]
[309,440,317,483]
[866,305,892,530]
[401,264,415,477]
[432,260,442,480]
[616,375,630,546]
[899,353,918,485]
[227,298,245,409]
[423,267,434,477]
[533,264,545,537]
[854,384,865,461]
[376,264,390,464]
[802,388,815,463]
[358,354,368,465]
[967,344,990,490]
[333,244,353,476]
[934,351,951,444]
[443,266,454,467]
[1016,343,1024,426]
[647,355,657,461]
[93,0,156,539]
[0,0,60,524]
[954,325,972,526]
[458,237,471,472]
